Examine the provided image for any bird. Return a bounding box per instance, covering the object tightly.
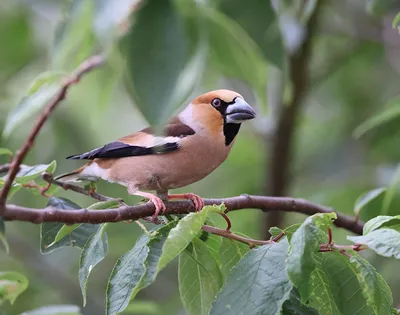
[56,89,256,219]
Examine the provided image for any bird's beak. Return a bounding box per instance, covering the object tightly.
[225,98,256,124]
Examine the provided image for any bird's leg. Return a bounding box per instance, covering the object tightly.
[128,185,166,220]
[168,193,205,211]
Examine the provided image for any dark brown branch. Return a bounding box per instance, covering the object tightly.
[1,194,364,235]
[264,4,321,238]
[0,55,105,211]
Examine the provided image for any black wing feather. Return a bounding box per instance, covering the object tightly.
[66,141,179,160]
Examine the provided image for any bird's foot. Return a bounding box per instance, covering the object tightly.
[168,193,204,211]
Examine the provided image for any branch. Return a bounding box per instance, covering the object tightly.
[264,4,321,237]
[42,173,120,203]
[0,55,105,211]
[1,194,364,235]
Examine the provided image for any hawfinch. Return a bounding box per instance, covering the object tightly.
[57,89,256,218]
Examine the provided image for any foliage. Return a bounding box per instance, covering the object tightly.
[1,1,400,315]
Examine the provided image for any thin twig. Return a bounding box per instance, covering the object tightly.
[202,225,271,248]
[1,194,364,234]
[0,55,105,212]
[42,173,117,203]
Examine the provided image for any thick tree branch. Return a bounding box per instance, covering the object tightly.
[1,194,363,234]
[0,55,105,211]
[264,4,320,238]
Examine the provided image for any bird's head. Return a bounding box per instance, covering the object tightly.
[179,89,256,145]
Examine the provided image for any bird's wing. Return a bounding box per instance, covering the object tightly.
[66,119,195,160]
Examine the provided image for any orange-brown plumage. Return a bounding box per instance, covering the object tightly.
[56,89,255,219]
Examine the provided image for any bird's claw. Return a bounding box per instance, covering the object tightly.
[184,193,204,211]
[149,195,167,220]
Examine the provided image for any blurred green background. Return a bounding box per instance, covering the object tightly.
[1,0,400,314]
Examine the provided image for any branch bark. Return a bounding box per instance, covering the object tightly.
[0,55,105,211]
[264,5,320,238]
[1,194,363,235]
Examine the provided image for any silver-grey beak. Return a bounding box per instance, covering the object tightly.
[225,98,256,124]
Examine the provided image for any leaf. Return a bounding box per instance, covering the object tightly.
[0,217,9,254]
[382,164,400,215]
[120,0,198,125]
[3,72,64,137]
[363,215,400,234]
[286,212,337,301]
[0,148,12,157]
[121,301,160,315]
[269,223,301,242]
[79,223,108,306]
[354,187,386,218]
[210,239,292,315]
[40,197,100,254]
[52,0,95,70]
[393,12,400,33]
[106,233,149,315]
[281,288,319,315]
[348,228,400,259]
[106,222,177,315]
[203,7,268,106]
[218,0,284,68]
[46,224,82,248]
[350,255,393,314]
[20,305,82,315]
[179,238,223,315]
[353,99,400,138]
[0,271,28,305]
[157,205,219,271]
[14,161,57,184]
[219,237,248,279]
[307,252,376,315]
[88,200,121,209]
[199,228,222,264]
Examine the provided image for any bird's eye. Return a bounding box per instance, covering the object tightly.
[212,98,221,108]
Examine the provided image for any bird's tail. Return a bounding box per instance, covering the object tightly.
[55,165,87,182]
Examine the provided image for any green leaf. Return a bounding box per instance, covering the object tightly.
[200,228,222,264]
[204,7,268,106]
[3,72,64,137]
[354,187,386,218]
[0,217,9,254]
[120,0,199,125]
[281,288,319,315]
[393,12,400,33]
[269,223,301,242]
[52,0,95,70]
[353,99,400,138]
[88,200,121,210]
[307,252,376,314]
[121,301,160,315]
[106,233,150,315]
[106,222,177,315]
[0,271,28,305]
[46,224,82,248]
[286,213,337,301]
[79,223,108,306]
[157,205,219,271]
[14,161,57,184]
[20,305,82,315]
[211,239,292,315]
[382,164,400,215]
[0,148,12,157]
[179,238,223,315]
[363,215,400,234]
[218,0,284,68]
[40,197,100,254]
[348,228,400,259]
[219,237,248,279]
[350,255,393,314]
